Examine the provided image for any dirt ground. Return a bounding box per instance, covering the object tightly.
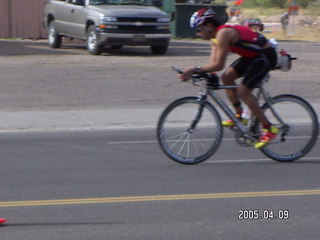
[0,39,319,111]
[264,14,320,42]
[231,11,320,41]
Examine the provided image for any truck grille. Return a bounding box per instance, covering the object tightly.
[118,25,156,32]
[102,17,169,34]
[117,17,158,23]
[104,27,169,34]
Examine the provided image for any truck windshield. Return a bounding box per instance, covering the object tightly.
[90,0,153,6]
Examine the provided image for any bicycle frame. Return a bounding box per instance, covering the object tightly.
[255,81,288,128]
[194,74,286,143]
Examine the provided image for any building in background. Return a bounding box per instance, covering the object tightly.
[0,0,46,38]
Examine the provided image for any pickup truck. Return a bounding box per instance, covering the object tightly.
[44,0,171,55]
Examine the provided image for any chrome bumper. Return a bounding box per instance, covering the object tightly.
[99,33,171,44]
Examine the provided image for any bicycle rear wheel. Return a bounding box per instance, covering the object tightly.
[256,94,318,162]
[157,97,223,164]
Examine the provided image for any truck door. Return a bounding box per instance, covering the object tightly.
[68,0,87,38]
[58,0,77,35]
[52,0,70,34]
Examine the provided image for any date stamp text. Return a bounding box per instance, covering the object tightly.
[238,209,289,220]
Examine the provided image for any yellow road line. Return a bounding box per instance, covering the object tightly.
[1,189,320,207]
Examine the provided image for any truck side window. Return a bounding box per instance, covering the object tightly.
[69,0,85,5]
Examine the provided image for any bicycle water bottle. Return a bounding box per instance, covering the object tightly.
[269,38,282,68]
[269,38,278,49]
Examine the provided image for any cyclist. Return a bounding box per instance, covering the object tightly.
[241,18,264,32]
[179,7,278,148]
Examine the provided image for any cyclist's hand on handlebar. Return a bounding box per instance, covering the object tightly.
[178,67,194,82]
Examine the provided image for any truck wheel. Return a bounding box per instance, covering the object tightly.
[87,26,102,55]
[150,45,168,55]
[111,45,122,50]
[48,22,62,48]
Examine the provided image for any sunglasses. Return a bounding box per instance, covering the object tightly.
[196,26,210,33]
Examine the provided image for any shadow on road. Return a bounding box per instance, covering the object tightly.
[0,40,75,56]
[103,41,210,57]
[0,40,210,57]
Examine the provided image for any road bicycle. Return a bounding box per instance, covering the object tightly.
[157,67,319,164]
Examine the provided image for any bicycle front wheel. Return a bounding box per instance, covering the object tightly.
[256,94,319,162]
[157,97,223,164]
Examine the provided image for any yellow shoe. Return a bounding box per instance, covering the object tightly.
[255,126,279,149]
[221,114,248,127]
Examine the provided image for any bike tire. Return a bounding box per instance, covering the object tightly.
[255,94,319,162]
[157,97,223,164]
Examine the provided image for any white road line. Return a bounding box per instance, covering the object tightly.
[206,156,320,164]
[108,136,317,145]
[108,138,319,163]
[108,138,236,145]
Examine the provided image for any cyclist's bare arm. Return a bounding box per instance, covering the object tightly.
[200,29,230,72]
[179,28,234,82]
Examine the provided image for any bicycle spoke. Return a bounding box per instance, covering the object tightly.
[170,131,189,150]
[177,133,189,156]
[166,130,189,141]
[191,134,200,157]
[193,131,212,151]
[178,134,190,157]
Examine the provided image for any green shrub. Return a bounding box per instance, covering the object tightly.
[241,0,316,8]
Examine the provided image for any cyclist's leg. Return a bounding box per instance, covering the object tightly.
[238,55,279,147]
[238,85,269,126]
[221,58,248,127]
[221,67,242,113]
[239,55,270,126]
[221,58,247,114]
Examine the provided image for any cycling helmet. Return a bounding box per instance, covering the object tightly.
[190,7,221,28]
[242,18,264,32]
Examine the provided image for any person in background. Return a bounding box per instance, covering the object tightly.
[281,13,290,34]
[241,18,264,32]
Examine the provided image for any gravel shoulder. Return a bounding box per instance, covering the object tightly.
[0,39,319,111]
[0,39,319,131]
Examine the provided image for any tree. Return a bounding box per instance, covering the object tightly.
[296,0,314,8]
[257,0,287,8]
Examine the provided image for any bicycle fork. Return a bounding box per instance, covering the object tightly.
[188,95,206,133]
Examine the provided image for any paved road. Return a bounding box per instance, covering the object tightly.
[0,129,320,239]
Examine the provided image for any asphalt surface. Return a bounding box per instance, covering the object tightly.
[0,129,320,240]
